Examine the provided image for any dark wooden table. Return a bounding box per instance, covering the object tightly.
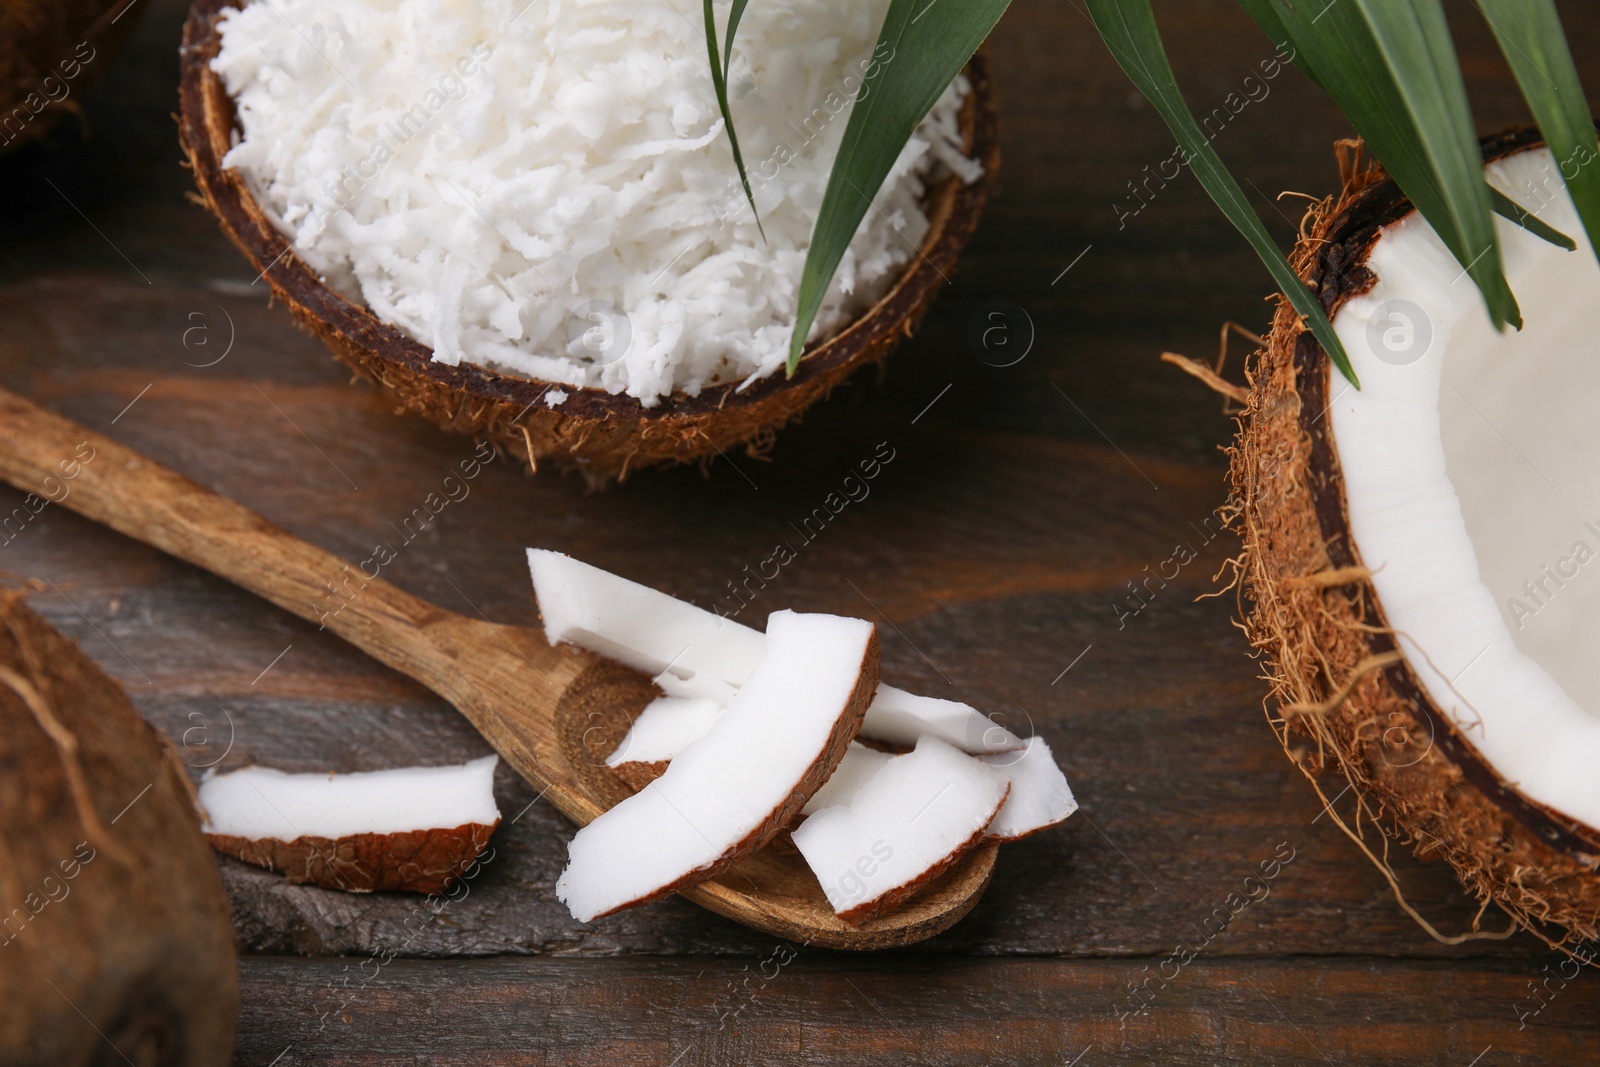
[5,1,1598,1063]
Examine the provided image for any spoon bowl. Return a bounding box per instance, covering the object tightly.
[0,386,996,948]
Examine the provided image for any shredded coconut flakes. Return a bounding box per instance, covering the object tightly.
[213,0,977,406]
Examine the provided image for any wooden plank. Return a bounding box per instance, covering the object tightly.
[0,0,1594,967]
[4,9,1600,1067]
[229,955,1600,1066]
[0,287,1534,959]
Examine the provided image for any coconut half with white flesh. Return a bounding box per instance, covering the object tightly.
[529,549,1023,754]
[792,736,1009,924]
[556,610,878,922]
[200,755,501,894]
[1241,130,1600,946]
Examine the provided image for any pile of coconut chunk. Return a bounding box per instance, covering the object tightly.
[530,551,1076,925]
[211,0,981,406]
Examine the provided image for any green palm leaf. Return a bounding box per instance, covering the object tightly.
[1491,187,1576,251]
[1245,0,1520,331]
[1084,0,1358,384]
[1476,0,1600,263]
[711,0,1593,393]
[723,0,751,80]
[703,0,763,239]
[786,0,1012,374]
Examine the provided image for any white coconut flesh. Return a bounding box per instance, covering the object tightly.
[606,683,1024,769]
[978,736,1078,841]
[791,736,1009,921]
[529,549,1024,754]
[528,548,767,684]
[198,755,500,840]
[1328,145,1600,832]
[605,696,724,768]
[652,669,739,705]
[864,684,1026,753]
[556,610,874,922]
[799,735,1074,841]
[802,742,893,816]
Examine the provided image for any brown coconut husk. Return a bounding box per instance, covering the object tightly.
[1234,127,1600,953]
[206,817,499,895]
[0,0,145,154]
[0,591,237,1065]
[177,0,1000,487]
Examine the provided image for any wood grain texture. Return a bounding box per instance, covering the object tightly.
[1,0,1597,1061]
[231,955,1600,1066]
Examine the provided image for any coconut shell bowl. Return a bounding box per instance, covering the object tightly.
[177,0,999,486]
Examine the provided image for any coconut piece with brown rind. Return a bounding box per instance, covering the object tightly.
[203,823,497,895]
[1237,128,1600,949]
[979,736,1077,841]
[792,736,1009,925]
[530,549,1023,754]
[199,756,500,894]
[556,610,878,922]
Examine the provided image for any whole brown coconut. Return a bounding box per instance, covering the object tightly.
[0,592,237,1065]
[177,0,999,487]
[1235,130,1599,952]
[0,0,145,153]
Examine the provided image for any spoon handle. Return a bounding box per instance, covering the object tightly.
[0,385,631,831]
[0,385,463,681]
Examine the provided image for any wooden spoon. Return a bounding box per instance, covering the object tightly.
[0,386,997,949]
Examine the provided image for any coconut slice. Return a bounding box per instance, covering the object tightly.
[556,610,878,922]
[865,684,1023,753]
[530,549,1023,753]
[605,684,1031,774]
[606,695,725,768]
[200,755,501,894]
[528,548,767,683]
[652,668,740,705]
[979,736,1078,840]
[802,742,895,816]
[791,736,1009,924]
[799,737,1075,839]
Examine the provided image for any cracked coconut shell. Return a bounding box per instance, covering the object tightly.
[1236,128,1600,951]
